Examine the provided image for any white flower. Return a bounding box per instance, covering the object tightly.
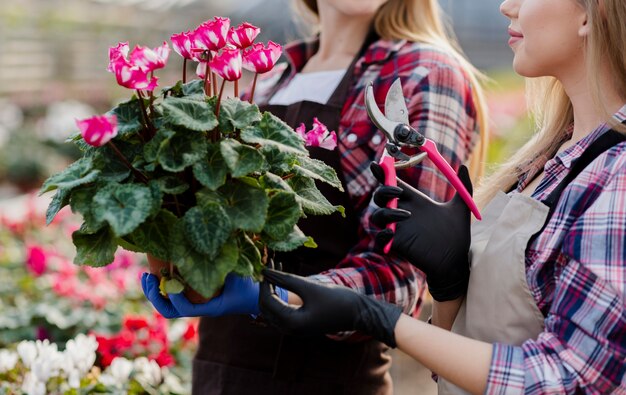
[167,320,189,343]
[17,340,37,368]
[21,372,46,395]
[64,334,97,374]
[133,357,162,387]
[0,349,18,373]
[100,357,134,387]
[67,368,81,389]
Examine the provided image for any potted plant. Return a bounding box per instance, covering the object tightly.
[40,17,344,302]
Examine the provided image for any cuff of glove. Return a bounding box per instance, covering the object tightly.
[427,278,469,302]
[359,298,403,349]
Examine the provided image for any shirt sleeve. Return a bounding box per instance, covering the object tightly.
[309,61,480,317]
[486,165,626,394]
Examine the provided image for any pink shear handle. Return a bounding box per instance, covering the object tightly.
[421,140,482,220]
[379,155,397,253]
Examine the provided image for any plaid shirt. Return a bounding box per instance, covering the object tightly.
[487,105,626,394]
[254,37,479,316]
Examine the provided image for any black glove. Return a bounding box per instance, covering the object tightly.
[370,162,472,302]
[259,269,403,348]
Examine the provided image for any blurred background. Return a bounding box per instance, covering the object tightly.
[0,0,531,393]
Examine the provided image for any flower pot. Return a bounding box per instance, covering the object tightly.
[146,254,219,304]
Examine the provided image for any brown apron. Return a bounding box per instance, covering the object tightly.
[438,130,626,394]
[193,34,393,395]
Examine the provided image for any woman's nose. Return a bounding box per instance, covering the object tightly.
[500,0,518,19]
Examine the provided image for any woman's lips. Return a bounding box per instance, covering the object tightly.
[508,28,523,46]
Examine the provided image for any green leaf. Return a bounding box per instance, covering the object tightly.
[235,234,261,277]
[294,156,344,191]
[46,188,70,225]
[92,149,131,183]
[72,225,117,267]
[263,191,301,239]
[158,131,208,172]
[107,98,145,137]
[193,143,229,191]
[172,222,239,298]
[220,139,267,178]
[182,79,206,97]
[160,97,218,132]
[183,205,232,258]
[129,209,177,261]
[241,112,307,155]
[70,186,105,233]
[92,184,157,236]
[163,278,185,294]
[260,146,298,175]
[259,172,294,192]
[288,175,341,216]
[40,157,100,194]
[266,226,309,252]
[219,181,269,233]
[218,98,262,133]
[144,128,175,164]
[155,176,189,195]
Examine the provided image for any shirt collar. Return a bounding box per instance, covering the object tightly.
[282,35,406,75]
[554,103,626,169]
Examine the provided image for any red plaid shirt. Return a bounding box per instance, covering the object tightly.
[254,37,480,316]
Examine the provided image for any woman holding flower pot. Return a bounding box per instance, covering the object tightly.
[143,0,488,393]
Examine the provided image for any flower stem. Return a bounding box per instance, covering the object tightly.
[234,79,239,98]
[212,72,218,96]
[215,79,227,118]
[107,141,149,184]
[249,73,259,104]
[203,61,211,96]
[172,194,182,217]
[136,90,155,138]
[182,58,187,84]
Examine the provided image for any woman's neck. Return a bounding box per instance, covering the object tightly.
[560,64,625,145]
[302,9,374,73]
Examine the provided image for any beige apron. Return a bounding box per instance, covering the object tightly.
[438,191,548,395]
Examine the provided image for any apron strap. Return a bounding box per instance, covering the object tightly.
[532,129,626,240]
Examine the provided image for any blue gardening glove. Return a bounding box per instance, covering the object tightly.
[141,272,288,318]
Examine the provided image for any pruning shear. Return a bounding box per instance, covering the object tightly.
[365,79,482,252]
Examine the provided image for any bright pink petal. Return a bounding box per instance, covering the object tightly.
[242,41,282,74]
[318,131,338,150]
[130,41,170,72]
[75,114,118,147]
[295,123,307,140]
[227,22,260,49]
[107,42,129,73]
[171,31,197,60]
[208,47,242,81]
[194,17,230,52]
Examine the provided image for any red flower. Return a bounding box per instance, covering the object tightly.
[26,245,48,276]
[227,22,260,49]
[296,118,337,150]
[107,41,159,91]
[242,41,282,74]
[75,114,118,147]
[130,41,171,72]
[209,47,242,81]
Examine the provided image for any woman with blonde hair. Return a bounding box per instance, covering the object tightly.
[259,0,626,394]
[143,0,487,393]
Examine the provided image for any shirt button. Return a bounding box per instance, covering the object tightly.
[347,133,358,143]
[371,135,382,145]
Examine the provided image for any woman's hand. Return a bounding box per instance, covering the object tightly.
[370,163,473,302]
[259,269,402,347]
[141,272,287,318]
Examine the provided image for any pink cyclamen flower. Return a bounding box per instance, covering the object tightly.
[107,42,129,72]
[170,30,197,60]
[130,41,171,72]
[26,246,48,276]
[227,23,260,49]
[76,114,118,147]
[194,17,230,52]
[107,42,159,90]
[209,47,242,81]
[242,41,282,74]
[303,118,337,150]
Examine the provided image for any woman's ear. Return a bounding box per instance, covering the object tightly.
[578,12,591,38]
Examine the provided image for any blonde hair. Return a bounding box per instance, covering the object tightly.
[474,0,626,207]
[295,0,489,181]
